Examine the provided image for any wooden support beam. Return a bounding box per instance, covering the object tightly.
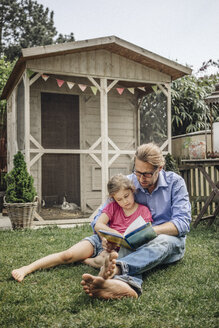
[29,73,41,86]
[30,135,43,150]
[100,78,108,202]
[88,137,102,150]
[157,83,172,154]
[108,154,120,167]
[88,76,101,91]
[23,71,30,171]
[34,218,92,226]
[106,79,119,93]
[157,83,168,97]
[166,83,172,154]
[89,154,102,167]
[30,153,43,168]
[108,137,120,151]
[160,139,168,151]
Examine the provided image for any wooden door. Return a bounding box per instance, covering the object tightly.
[41,93,80,206]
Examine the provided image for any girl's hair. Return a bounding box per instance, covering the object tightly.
[134,143,165,167]
[107,174,135,197]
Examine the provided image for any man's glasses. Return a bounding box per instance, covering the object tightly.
[132,168,158,178]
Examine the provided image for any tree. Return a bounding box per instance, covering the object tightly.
[0,56,16,101]
[0,0,75,61]
[55,33,75,44]
[140,71,219,144]
[197,59,219,74]
[171,73,218,135]
[140,88,167,145]
[5,151,36,203]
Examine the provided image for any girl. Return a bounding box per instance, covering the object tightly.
[12,174,152,282]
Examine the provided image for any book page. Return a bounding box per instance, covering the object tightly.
[124,215,146,236]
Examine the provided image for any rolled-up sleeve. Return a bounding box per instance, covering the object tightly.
[171,178,191,236]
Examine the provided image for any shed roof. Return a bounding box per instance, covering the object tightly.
[1,35,192,100]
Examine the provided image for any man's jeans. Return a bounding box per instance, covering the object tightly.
[114,234,186,295]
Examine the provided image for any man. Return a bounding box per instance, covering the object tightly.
[81,143,191,299]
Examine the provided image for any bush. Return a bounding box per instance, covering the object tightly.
[4,151,36,203]
[165,153,180,174]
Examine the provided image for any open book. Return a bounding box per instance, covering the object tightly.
[99,216,157,250]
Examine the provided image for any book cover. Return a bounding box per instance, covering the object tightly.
[99,216,157,250]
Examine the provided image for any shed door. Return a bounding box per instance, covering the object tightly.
[41,93,80,206]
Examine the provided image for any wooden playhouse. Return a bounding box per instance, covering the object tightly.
[1,36,191,221]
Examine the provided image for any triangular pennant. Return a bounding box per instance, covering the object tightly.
[138,86,145,91]
[152,85,158,94]
[78,84,87,92]
[42,74,49,81]
[116,88,125,95]
[91,86,98,95]
[128,88,135,94]
[67,82,75,89]
[56,79,65,87]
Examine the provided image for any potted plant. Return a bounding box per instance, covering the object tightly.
[4,151,37,229]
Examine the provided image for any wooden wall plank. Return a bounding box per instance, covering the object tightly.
[27,49,171,83]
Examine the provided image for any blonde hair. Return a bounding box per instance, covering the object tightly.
[134,143,165,167]
[107,174,135,197]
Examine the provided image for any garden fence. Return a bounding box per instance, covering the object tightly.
[179,164,219,217]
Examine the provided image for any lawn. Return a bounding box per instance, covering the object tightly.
[0,223,218,328]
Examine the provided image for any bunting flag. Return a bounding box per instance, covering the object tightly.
[152,85,158,93]
[67,82,75,89]
[128,88,135,94]
[42,74,49,81]
[116,88,125,95]
[40,74,148,96]
[78,84,87,92]
[56,79,65,87]
[91,86,98,95]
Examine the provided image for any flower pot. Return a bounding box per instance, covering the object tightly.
[189,141,206,159]
[4,197,38,229]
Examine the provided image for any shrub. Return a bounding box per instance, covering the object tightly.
[5,151,36,203]
[165,153,180,174]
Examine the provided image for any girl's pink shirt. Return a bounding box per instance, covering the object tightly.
[102,201,152,234]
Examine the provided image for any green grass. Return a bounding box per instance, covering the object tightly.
[0,223,218,328]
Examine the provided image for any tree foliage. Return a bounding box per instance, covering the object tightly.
[140,87,167,145]
[140,70,219,144]
[171,74,219,135]
[0,56,15,100]
[164,153,180,174]
[0,56,15,143]
[0,0,75,61]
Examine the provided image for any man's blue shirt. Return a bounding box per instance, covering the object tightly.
[91,170,191,237]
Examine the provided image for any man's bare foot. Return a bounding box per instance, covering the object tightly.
[81,274,138,299]
[83,251,108,268]
[12,267,28,282]
[98,251,119,279]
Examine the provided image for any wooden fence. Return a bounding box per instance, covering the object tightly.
[179,165,219,216]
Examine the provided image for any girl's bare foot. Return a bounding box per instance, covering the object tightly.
[81,274,138,299]
[98,251,119,279]
[83,251,108,268]
[12,267,29,282]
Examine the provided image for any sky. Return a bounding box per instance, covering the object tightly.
[37,0,219,75]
